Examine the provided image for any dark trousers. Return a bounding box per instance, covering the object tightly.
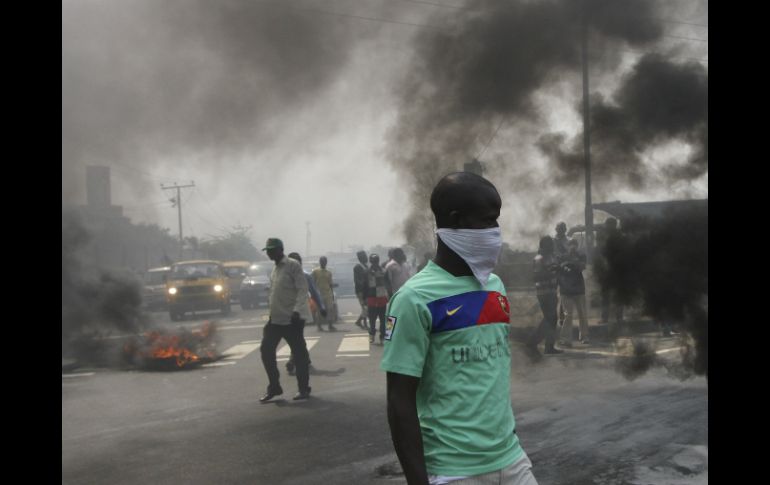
[260,320,310,393]
[368,306,386,337]
[287,320,311,369]
[529,293,559,350]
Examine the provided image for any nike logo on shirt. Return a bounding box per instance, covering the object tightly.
[446,305,463,316]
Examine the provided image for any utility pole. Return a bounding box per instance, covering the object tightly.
[161,182,195,261]
[581,1,594,266]
[581,1,598,320]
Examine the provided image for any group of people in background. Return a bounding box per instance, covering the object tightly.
[526,221,591,357]
[354,247,415,344]
[526,217,634,358]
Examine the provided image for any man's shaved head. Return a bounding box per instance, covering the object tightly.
[430,172,501,229]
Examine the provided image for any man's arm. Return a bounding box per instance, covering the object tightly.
[292,263,309,317]
[387,372,428,485]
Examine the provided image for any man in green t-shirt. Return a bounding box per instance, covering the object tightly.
[381,172,537,485]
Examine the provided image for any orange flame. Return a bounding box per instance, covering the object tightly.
[125,321,219,368]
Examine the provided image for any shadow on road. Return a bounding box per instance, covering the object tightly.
[309,367,346,377]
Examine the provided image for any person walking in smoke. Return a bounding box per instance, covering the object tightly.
[381,172,537,485]
[557,239,590,347]
[353,250,369,329]
[365,253,389,345]
[285,252,326,376]
[385,247,413,297]
[553,221,570,257]
[311,256,337,332]
[526,236,563,356]
[553,221,570,327]
[596,217,625,335]
[259,238,312,402]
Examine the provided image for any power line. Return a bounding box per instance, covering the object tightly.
[389,0,468,10]
[658,18,708,28]
[389,0,709,28]
[297,5,444,29]
[595,48,708,64]
[296,3,708,42]
[663,34,708,43]
[475,118,505,160]
[190,188,233,233]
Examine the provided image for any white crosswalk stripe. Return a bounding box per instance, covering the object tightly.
[194,331,379,369]
[337,336,370,353]
[201,361,237,367]
[222,341,262,360]
[219,324,263,331]
[276,337,320,362]
[336,334,370,357]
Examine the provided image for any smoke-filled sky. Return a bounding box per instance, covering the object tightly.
[62,0,707,255]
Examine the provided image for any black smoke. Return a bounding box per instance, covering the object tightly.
[594,205,708,378]
[62,210,148,365]
[387,0,667,246]
[539,53,708,189]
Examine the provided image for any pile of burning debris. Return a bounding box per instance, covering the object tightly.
[123,321,221,370]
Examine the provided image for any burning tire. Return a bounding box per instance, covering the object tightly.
[123,322,221,370]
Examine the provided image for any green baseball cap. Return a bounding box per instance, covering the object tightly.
[262,238,284,251]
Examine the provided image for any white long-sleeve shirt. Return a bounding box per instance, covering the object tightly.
[268,256,311,325]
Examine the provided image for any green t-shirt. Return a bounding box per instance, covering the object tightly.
[380,261,523,476]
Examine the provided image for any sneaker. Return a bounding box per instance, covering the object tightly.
[293,388,311,400]
[369,335,375,344]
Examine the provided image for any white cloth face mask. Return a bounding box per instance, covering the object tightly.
[435,227,502,286]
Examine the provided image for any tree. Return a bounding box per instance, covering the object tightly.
[199,225,264,262]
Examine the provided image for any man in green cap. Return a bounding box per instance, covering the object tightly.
[259,238,312,402]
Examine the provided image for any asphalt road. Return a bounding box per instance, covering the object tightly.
[62,296,707,485]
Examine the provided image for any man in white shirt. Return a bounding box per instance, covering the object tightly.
[259,238,312,402]
[384,247,413,297]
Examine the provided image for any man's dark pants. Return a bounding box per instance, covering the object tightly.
[368,306,386,338]
[260,320,310,393]
[529,293,559,350]
[286,320,311,372]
